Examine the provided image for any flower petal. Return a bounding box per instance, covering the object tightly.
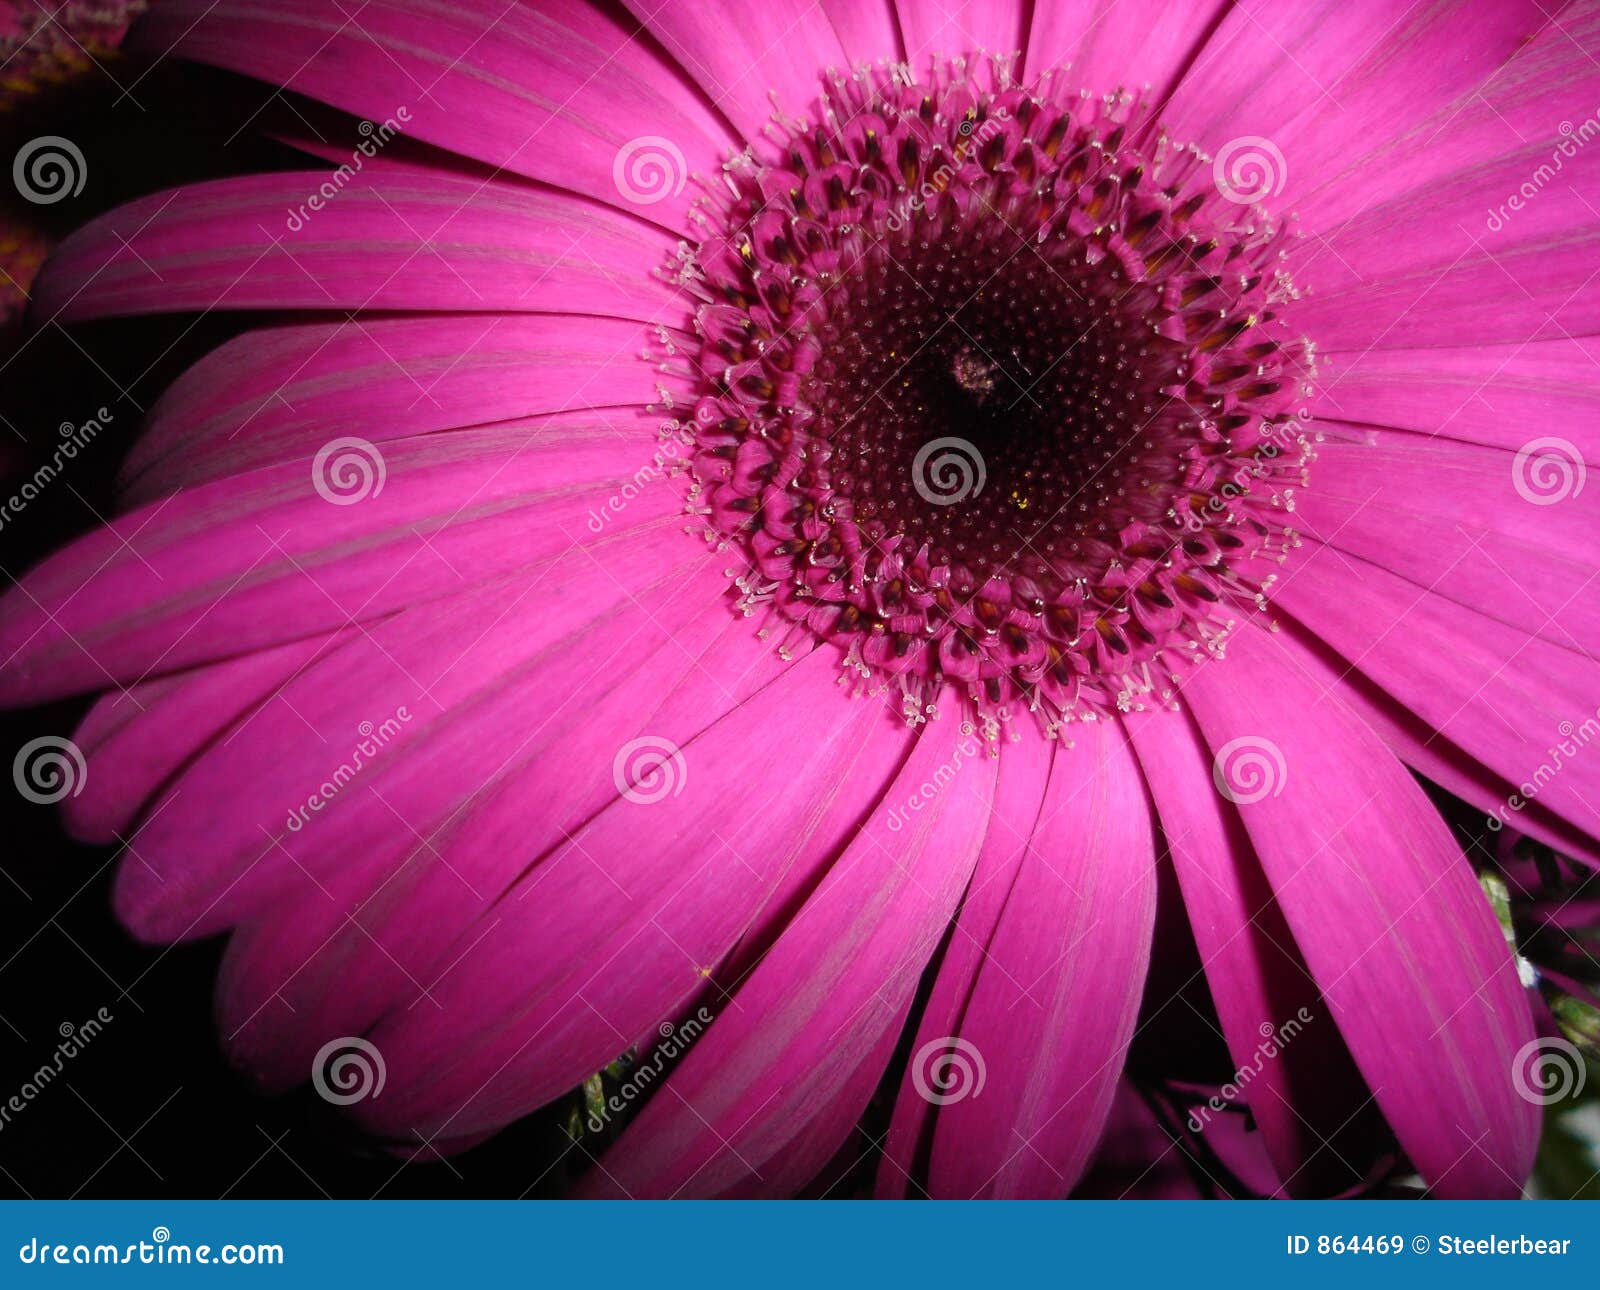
[112,531,721,941]
[1279,532,1600,843]
[1161,0,1546,218]
[876,727,1055,1196]
[620,0,844,142]
[33,173,678,323]
[1181,628,1539,1197]
[1125,705,1378,1196]
[820,0,902,64]
[1025,1,1229,100]
[0,421,682,703]
[136,0,736,235]
[215,606,819,1094]
[1312,340,1600,455]
[923,720,1157,1198]
[895,1,1031,65]
[63,630,355,844]
[352,648,920,1144]
[123,315,681,503]
[579,713,997,1197]
[1292,437,1600,662]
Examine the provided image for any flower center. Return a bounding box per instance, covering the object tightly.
[675,60,1316,734]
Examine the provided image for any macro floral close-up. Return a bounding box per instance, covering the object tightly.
[0,0,1598,1209]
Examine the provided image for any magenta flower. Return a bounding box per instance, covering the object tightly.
[4,0,1596,1199]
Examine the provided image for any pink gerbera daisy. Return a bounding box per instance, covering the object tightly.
[4,0,1598,1199]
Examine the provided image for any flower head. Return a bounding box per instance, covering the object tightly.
[4,0,1597,1200]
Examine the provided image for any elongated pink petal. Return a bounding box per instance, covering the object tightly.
[64,629,356,844]
[820,0,901,63]
[1160,0,1545,218]
[114,535,721,940]
[33,173,678,323]
[1295,3,1600,230]
[1025,1,1228,100]
[124,316,682,502]
[1312,340,1600,454]
[579,714,998,1197]
[1181,628,1539,1197]
[0,421,682,703]
[1292,233,1599,349]
[621,0,844,142]
[1125,706,1375,1195]
[1292,438,1600,661]
[217,606,816,1093]
[1290,135,1600,296]
[135,0,736,235]
[1295,626,1600,869]
[353,649,922,1143]
[1277,541,1600,841]
[876,727,1055,1196]
[895,1,1031,64]
[924,721,1157,1198]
